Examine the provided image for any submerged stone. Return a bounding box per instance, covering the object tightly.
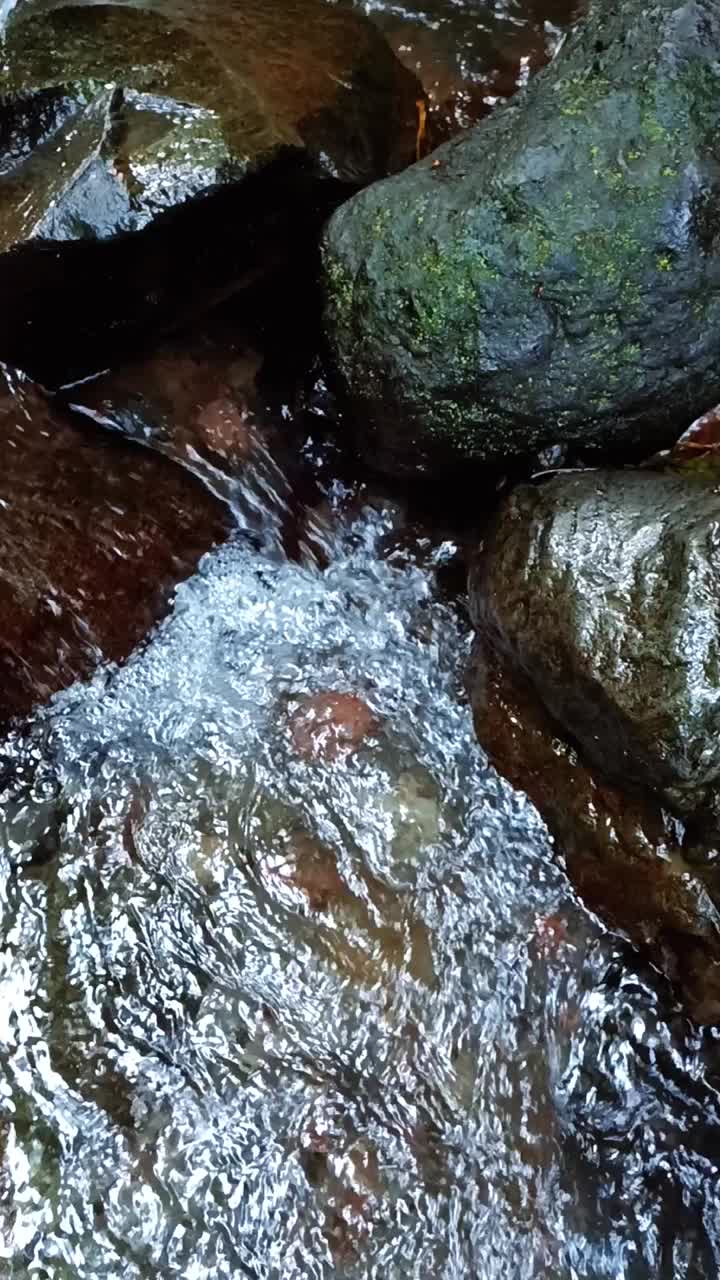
[0,367,229,721]
[469,648,720,1022]
[288,690,379,761]
[63,330,265,472]
[323,0,720,474]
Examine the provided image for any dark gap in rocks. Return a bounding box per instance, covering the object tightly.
[0,150,356,388]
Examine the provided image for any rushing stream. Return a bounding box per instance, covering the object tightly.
[2,0,720,1277]
[1,429,720,1279]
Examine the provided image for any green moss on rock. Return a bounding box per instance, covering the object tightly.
[322,0,720,475]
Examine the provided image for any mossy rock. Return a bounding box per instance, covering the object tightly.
[323,0,720,474]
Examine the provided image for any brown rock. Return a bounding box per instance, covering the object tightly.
[276,831,349,912]
[67,335,265,472]
[288,691,378,761]
[0,370,229,720]
[470,646,720,1020]
[669,403,720,464]
[194,398,257,462]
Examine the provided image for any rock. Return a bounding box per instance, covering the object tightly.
[468,465,720,1018]
[64,331,265,472]
[287,691,378,761]
[668,403,720,464]
[470,468,720,824]
[0,0,421,383]
[265,829,352,912]
[0,367,229,721]
[1,0,420,207]
[376,0,570,146]
[469,647,720,1022]
[323,0,720,475]
[378,768,442,868]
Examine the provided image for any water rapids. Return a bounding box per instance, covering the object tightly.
[1,463,719,1279]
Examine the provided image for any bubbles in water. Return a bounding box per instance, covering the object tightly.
[0,501,719,1279]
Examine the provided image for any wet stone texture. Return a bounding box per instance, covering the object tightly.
[58,306,338,558]
[469,466,720,1018]
[323,0,720,475]
[0,368,229,721]
[0,0,420,227]
[64,332,266,473]
[0,0,421,384]
[469,648,720,1022]
[368,0,575,145]
[288,690,379,761]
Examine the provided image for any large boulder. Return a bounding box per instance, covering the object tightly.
[323,0,720,475]
[0,0,421,383]
[468,465,720,1016]
[0,367,229,721]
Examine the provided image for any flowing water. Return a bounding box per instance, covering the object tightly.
[2,0,720,1277]
[1,410,720,1279]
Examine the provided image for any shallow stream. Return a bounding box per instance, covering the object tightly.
[1,431,720,1279]
[2,1,720,1277]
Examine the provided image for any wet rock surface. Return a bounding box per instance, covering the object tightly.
[364,0,575,144]
[469,647,720,1021]
[323,0,720,475]
[288,690,379,760]
[0,0,420,222]
[0,367,229,721]
[63,329,266,473]
[0,0,421,383]
[468,464,720,1017]
[470,468,720,823]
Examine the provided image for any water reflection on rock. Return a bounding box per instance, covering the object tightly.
[355,0,578,141]
[0,366,229,721]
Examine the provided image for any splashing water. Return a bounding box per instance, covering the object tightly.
[1,484,720,1280]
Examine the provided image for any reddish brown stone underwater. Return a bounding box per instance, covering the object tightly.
[0,371,230,720]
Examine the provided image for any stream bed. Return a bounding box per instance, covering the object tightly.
[1,444,720,1279]
[1,0,720,1276]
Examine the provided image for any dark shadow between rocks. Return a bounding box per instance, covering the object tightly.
[0,152,355,388]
